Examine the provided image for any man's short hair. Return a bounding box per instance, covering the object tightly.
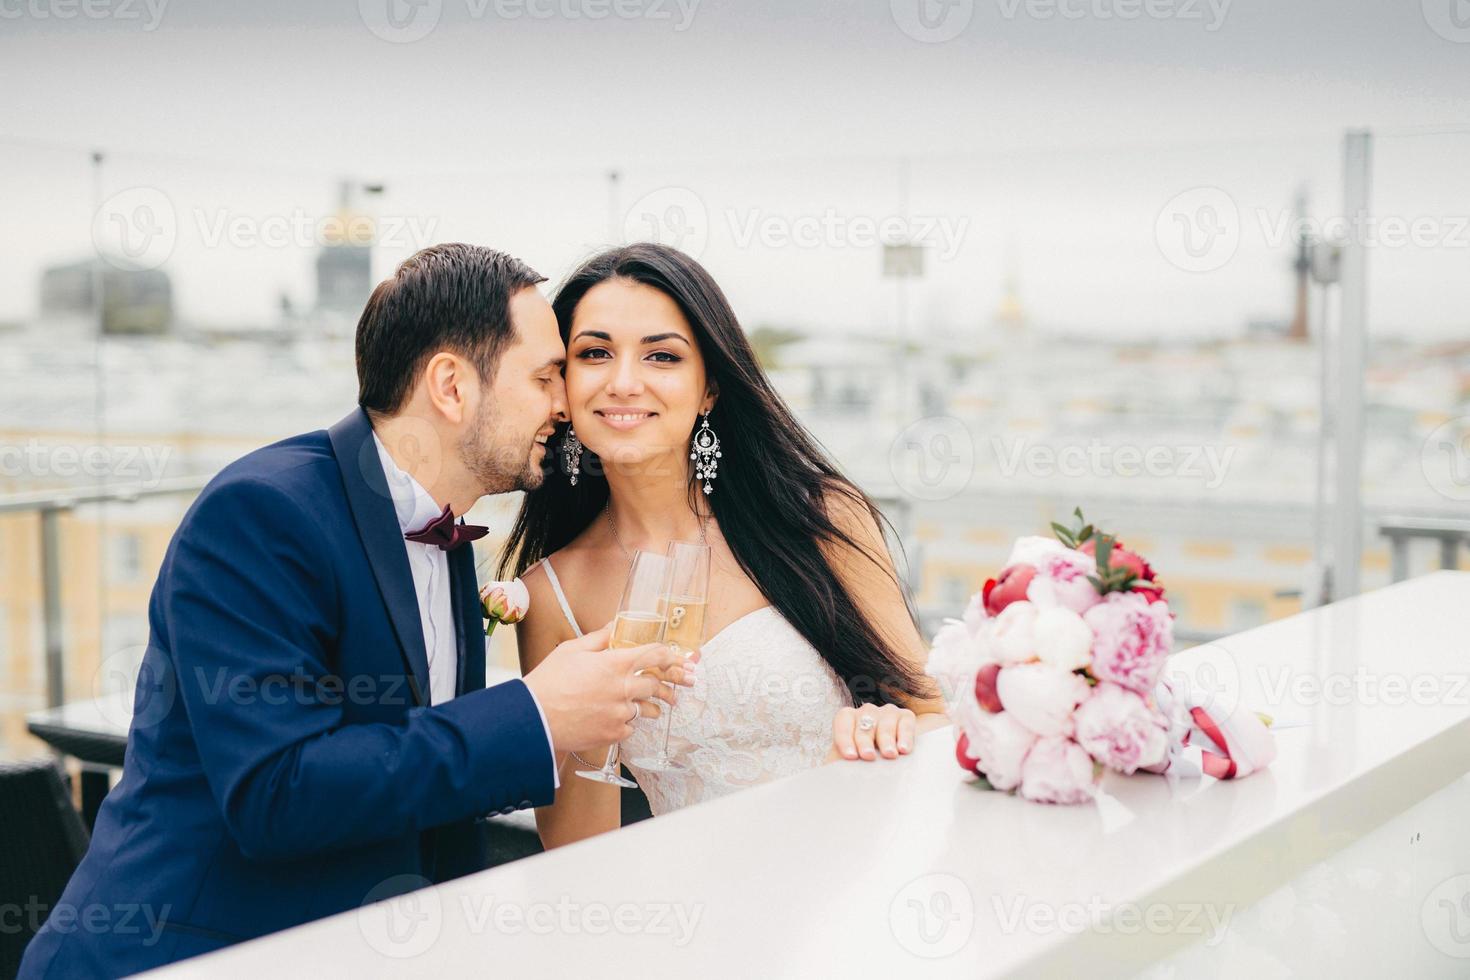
[356,243,547,415]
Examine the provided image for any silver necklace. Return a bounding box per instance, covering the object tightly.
[605,500,709,562]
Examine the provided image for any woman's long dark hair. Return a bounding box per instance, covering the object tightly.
[499,243,931,707]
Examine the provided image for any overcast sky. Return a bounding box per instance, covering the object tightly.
[2,0,1468,337]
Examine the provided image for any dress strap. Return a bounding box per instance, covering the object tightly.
[540,557,584,637]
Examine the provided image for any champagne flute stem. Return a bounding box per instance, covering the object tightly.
[659,680,677,757]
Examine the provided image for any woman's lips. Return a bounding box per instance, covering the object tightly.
[594,410,657,431]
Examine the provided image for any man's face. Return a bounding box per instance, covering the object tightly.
[460,287,567,494]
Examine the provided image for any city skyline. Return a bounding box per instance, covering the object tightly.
[3,1,1470,337]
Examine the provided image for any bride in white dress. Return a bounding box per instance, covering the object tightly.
[500,244,948,846]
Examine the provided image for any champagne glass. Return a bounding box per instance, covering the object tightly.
[630,541,710,772]
[575,549,671,788]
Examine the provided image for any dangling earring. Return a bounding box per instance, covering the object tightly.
[690,412,722,495]
[563,426,584,486]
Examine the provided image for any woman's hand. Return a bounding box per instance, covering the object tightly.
[630,650,699,720]
[829,703,917,762]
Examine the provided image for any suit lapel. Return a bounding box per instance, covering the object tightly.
[327,408,431,707]
[450,542,485,696]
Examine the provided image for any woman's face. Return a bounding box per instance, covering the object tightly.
[564,277,714,473]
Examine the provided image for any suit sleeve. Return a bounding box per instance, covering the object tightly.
[161,475,556,863]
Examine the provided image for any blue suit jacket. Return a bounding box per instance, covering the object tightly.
[20,408,555,978]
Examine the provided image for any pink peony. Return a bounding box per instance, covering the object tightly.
[984,564,1036,616]
[1083,591,1174,695]
[1026,550,1103,615]
[1072,683,1168,774]
[995,663,1092,737]
[1019,736,1100,805]
[967,710,1039,791]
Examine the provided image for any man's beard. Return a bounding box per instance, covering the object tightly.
[460,400,545,494]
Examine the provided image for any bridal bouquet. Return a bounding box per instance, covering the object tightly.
[925,509,1275,805]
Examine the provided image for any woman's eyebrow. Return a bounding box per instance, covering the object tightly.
[570,329,690,347]
[571,330,613,343]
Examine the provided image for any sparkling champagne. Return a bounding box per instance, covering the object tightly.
[612,611,665,649]
[577,550,670,789]
[659,595,707,652]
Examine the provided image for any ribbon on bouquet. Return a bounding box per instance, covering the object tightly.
[1145,679,1277,781]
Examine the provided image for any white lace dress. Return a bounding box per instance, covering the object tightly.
[540,557,851,815]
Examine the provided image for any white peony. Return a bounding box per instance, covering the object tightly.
[989,600,1040,665]
[996,662,1092,738]
[1004,535,1069,570]
[967,709,1039,791]
[1032,606,1094,672]
[925,619,990,713]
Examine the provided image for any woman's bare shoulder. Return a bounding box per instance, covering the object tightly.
[516,560,576,668]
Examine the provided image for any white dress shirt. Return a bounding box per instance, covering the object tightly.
[373,433,559,788]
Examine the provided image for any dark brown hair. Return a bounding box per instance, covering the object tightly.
[499,244,932,707]
[356,243,546,415]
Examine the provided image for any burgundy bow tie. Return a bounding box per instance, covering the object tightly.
[404,503,489,552]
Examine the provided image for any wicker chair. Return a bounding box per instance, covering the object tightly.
[0,759,89,980]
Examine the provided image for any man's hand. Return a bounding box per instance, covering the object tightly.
[522,624,699,755]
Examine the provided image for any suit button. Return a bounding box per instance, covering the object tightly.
[518,800,532,809]
[500,806,514,815]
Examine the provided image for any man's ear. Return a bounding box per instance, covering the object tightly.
[423,351,472,425]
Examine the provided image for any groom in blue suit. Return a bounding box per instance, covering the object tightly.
[20,244,688,978]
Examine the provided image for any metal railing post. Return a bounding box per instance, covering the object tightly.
[1441,537,1461,571]
[0,476,212,713]
[1378,517,1470,583]
[41,507,66,708]
[1389,534,1409,584]
[1332,130,1371,600]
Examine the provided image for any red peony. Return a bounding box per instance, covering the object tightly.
[1080,538,1164,599]
[955,731,981,773]
[984,564,1036,616]
[974,662,1004,713]
[1132,582,1165,603]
